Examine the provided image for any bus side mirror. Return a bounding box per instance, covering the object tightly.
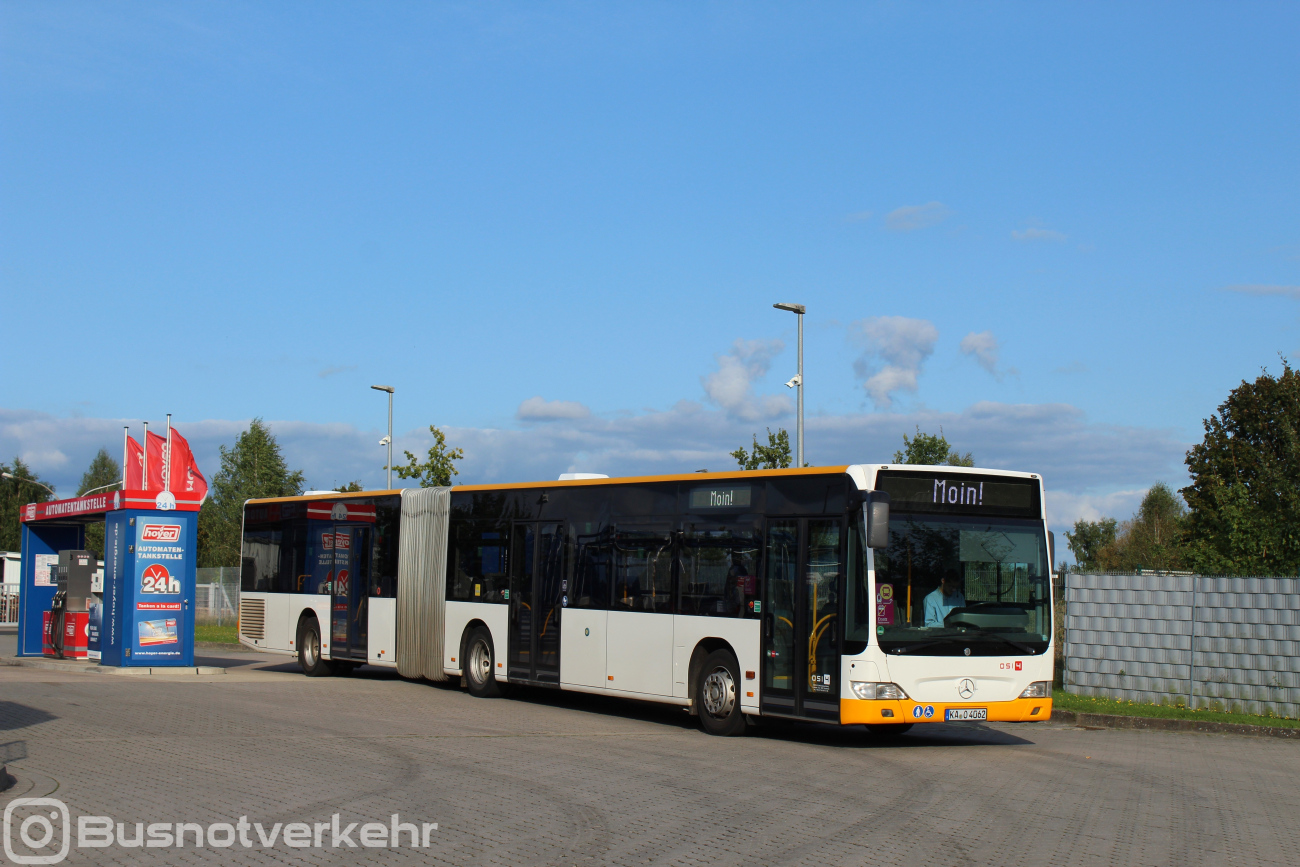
[1048,531,1055,570]
[866,491,891,549]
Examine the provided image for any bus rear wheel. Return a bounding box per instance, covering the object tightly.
[465,627,503,698]
[865,723,914,736]
[696,650,747,736]
[298,618,332,677]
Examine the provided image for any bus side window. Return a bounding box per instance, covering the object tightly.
[448,520,509,603]
[572,529,612,609]
[678,523,760,618]
[613,527,673,614]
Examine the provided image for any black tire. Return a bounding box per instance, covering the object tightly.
[297,618,332,677]
[696,649,747,736]
[865,723,914,736]
[464,626,502,698]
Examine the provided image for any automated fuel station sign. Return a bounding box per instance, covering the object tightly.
[128,514,191,661]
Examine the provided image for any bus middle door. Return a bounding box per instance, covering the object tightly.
[507,522,564,684]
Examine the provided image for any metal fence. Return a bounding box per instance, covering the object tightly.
[1064,572,1300,718]
[195,567,240,625]
[1,585,17,626]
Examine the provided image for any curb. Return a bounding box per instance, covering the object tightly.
[1,657,225,676]
[1051,708,1300,739]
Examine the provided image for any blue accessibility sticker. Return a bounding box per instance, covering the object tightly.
[912,705,924,719]
[924,705,935,718]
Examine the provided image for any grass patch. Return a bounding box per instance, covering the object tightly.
[195,623,239,645]
[1054,689,1300,729]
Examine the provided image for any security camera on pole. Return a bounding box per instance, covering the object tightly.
[773,302,805,467]
[372,385,395,489]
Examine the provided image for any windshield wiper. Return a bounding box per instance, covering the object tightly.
[886,632,1039,656]
[964,630,1038,655]
[889,640,952,655]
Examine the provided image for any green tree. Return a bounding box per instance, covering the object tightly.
[1064,517,1118,572]
[393,425,464,487]
[0,457,54,552]
[77,448,122,558]
[893,426,974,467]
[731,427,794,470]
[1182,360,1300,574]
[198,419,305,567]
[334,480,364,492]
[1107,483,1187,572]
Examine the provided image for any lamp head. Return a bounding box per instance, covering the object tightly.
[773,302,806,314]
[370,385,395,394]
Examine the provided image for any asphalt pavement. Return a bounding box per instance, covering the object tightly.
[1,638,1297,866]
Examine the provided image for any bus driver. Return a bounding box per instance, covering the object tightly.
[924,569,965,627]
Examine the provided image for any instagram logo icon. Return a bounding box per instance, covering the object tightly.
[3,798,70,864]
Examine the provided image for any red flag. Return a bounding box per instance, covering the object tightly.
[169,429,209,501]
[125,436,145,489]
[145,431,167,492]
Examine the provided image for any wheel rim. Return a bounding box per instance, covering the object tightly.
[304,629,319,667]
[701,666,736,718]
[470,638,492,685]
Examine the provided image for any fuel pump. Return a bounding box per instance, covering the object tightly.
[44,549,94,659]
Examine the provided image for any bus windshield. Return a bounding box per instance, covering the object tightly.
[868,512,1052,656]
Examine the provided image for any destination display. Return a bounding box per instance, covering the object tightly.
[873,470,1041,518]
[687,485,753,511]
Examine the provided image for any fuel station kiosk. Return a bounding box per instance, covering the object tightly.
[15,488,202,667]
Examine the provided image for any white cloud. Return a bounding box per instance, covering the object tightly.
[1,402,1189,544]
[959,330,1017,380]
[1046,488,1148,529]
[1011,227,1067,242]
[960,331,999,374]
[1224,284,1300,299]
[317,365,358,378]
[885,202,951,232]
[516,397,591,422]
[701,338,792,422]
[851,316,939,408]
[1011,218,1066,243]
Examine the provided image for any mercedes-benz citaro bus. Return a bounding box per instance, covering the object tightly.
[237,465,1054,736]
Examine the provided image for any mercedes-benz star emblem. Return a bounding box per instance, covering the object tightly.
[958,678,976,699]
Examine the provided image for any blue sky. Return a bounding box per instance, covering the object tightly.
[2,2,1298,549]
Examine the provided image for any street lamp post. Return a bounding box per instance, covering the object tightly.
[371,385,395,489]
[773,302,806,468]
[2,472,56,498]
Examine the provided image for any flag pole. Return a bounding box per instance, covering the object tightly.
[122,426,129,489]
[142,421,149,491]
[165,413,172,492]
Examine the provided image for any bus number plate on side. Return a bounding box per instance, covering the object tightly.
[945,708,988,721]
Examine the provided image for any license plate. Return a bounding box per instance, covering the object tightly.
[945,708,988,721]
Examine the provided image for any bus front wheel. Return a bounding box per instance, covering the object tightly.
[465,627,503,698]
[696,649,747,736]
[298,619,332,677]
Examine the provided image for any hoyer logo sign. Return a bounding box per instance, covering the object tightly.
[141,524,182,542]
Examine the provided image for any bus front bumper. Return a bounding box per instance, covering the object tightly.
[840,697,1052,725]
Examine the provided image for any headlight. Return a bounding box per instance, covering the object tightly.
[1018,681,1052,699]
[851,682,909,700]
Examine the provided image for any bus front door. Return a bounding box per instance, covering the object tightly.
[508,522,564,684]
[329,524,370,662]
[761,518,842,721]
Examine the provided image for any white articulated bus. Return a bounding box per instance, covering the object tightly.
[237,465,1054,735]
